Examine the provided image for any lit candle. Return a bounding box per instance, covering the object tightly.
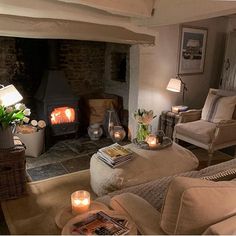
[93,130,99,135]
[114,131,121,141]
[146,135,159,148]
[71,190,90,215]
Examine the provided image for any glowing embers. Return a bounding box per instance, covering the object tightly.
[51,107,75,125]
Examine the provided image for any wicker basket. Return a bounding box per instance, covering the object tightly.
[0,141,26,201]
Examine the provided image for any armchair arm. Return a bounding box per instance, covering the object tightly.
[178,109,202,123]
[213,120,236,146]
[110,193,164,235]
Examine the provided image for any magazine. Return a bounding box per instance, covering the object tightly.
[97,154,132,168]
[71,211,129,235]
[98,143,133,164]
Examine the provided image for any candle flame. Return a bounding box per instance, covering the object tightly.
[74,198,89,206]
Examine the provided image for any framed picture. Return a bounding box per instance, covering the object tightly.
[178,26,208,75]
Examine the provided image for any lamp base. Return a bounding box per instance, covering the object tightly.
[171,105,188,113]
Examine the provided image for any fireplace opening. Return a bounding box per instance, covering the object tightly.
[51,107,75,125]
[1,37,130,143]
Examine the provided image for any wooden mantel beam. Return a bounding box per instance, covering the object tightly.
[0,14,155,45]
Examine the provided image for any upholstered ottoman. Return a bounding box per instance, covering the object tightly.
[90,142,199,196]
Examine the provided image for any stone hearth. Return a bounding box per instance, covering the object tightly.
[26,137,131,181]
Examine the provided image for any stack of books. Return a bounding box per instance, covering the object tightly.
[97,143,133,168]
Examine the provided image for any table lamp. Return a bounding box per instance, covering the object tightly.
[0,84,23,107]
[166,75,188,113]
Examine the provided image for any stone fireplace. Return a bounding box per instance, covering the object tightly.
[0,36,130,137]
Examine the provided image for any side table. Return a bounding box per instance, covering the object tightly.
[0,139,26,201]
[159,111,181,139]
[55,201,109,229]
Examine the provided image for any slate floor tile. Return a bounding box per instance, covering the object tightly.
[27,163,68,181]
[61,155,91,173]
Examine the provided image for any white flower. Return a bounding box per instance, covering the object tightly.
[5,107,13,113]
[15,103,26,111]
[23,108,31,116]
[23,117,30,123]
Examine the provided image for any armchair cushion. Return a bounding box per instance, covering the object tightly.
[160,177,236,235]
[201,92,236,123]
[175,120,216,144]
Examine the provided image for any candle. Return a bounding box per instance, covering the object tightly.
[146,135,159,148]
[71,190,90,215]
[114,131,121,141]
[93,130,99,135]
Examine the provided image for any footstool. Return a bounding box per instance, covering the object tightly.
[90,142,199,196]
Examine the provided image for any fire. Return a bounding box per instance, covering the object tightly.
[51,107,75,125]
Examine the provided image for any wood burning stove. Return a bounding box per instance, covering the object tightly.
[35,40,79,136]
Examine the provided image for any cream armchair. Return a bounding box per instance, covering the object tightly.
[173,89,236,165]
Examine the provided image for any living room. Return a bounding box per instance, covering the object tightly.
[1,0,236,235]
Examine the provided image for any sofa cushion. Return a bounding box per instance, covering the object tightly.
[201,92,236,123]
[160,177,236,235]
[203,214,236,235]
[110,193,164,235]
[175,120,216,144]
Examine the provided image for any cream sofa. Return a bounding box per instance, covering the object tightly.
[109,176,236,235]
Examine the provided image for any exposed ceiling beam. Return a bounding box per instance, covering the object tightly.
[0,14,155,44]
[57,0,155,18]
[134,0,236,27]
[0,0,155,36]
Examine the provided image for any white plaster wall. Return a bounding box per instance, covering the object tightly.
[129,16,228,138]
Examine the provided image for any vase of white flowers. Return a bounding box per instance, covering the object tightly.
[133,109,156,142]
[0,103,31,149]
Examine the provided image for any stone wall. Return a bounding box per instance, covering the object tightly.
[0,37,130,122]
[0,37,17,87]
[59,40,106,95]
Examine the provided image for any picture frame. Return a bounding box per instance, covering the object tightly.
[178,26,208,75]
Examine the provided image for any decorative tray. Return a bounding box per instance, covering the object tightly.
[133,136,173,150]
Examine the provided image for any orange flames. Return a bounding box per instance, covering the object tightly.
[51,107,75,125]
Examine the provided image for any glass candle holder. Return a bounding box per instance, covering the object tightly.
[146,134,159,148]
[103,109,121,137]
[71,190,90,215]
[110,126,126,142]
[88,124,103,140]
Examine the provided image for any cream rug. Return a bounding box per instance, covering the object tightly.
[1,170,96,235]
[1,147,234,235]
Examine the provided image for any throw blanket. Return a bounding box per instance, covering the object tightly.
[108,158,236,211]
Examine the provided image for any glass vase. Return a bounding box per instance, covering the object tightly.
[136,123,151,142]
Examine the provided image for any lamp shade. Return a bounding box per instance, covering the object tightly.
[0,85,23,107]
[166,78,181,92]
